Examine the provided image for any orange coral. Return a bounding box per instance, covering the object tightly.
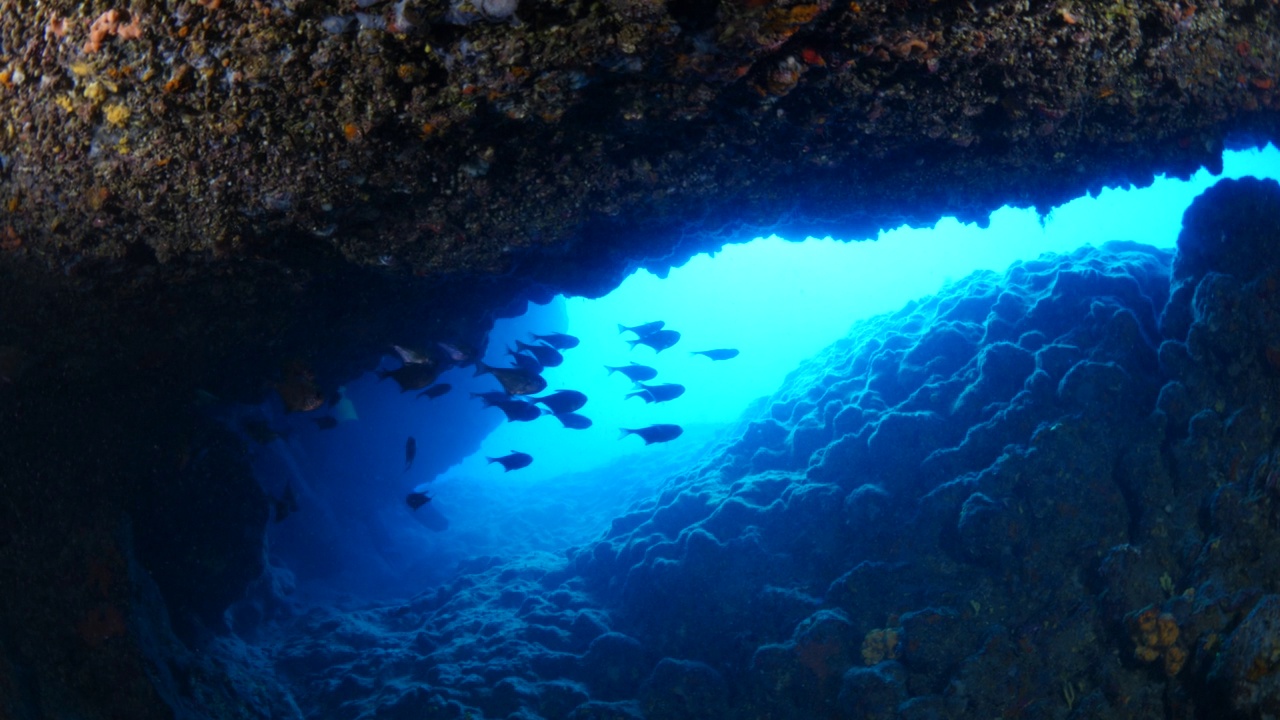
[861,628,900,665]
[83,9,143,54]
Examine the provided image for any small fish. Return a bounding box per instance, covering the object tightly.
[470,391,511,407]
[618,321,665,338]
[405,436,417,471]
[273,481,299,522]
[437,341,474,364]
[475,362,547,396]
[378,363,440,392]
[276,362,325,413]
[626,382,686,403]
[531,332,580,350]
[417,383,451,400]
[405,491,431,511]
[312,416,339,430]
[490,399,543,423]
[393,345,433,365]
[488,451,533,471]
[534,390,588,415]
[507,349,544,374]
[514,340,564,368]
[691,349,740,361]
[554,412,593,430]
[628,329,681,353]
[619,424,683,445]
[605,362,658,382]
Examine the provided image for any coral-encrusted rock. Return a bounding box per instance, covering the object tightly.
[637,658,729,719]
[1208,595,1280,717]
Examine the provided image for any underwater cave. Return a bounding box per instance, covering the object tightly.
[4,0,1280,717]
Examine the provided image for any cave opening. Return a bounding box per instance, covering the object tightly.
[224,145,1279,618]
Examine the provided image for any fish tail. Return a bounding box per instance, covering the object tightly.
[605,365,617,375]
[485,456,497,464]
[473,362,490,377]
[626,339,640,350]
[618,428,634,440]
[376,369,389,380]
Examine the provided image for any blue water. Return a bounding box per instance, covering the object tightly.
[243,144,1280,603]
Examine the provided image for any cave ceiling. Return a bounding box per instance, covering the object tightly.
[0,0,1277,394]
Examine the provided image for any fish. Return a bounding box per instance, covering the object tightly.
[490,399,543,422]
[377,363,440,392]
[554,412,593,430]
[438,341,475,365]
[534,390,587,415]
[417,383,451,400]
[405,436,417,471]
[626,382,686,403]
[312,416,339,430]
[276,362,325,413]
[393,345,433,365]
[514,340,564,368]
[507,349,544,374]
[627,329,681,353]
[691,349,740,361]
[475,362,547,396]
[488,451,533,471]
[619,424,683,445]
[470,391,511,407]
[530,332,580,349]
[605,362,658,382]
[618,321,665,337]
[405,491,431,510]
[273,481,299,522]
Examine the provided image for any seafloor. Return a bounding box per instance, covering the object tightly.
[153,176,1280,719]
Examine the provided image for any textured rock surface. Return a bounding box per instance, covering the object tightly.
[237,180,1280,719]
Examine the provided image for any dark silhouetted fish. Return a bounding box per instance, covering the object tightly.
[491,399,542,422]
[393,345,432,365]
[515,340,564,368]
[534,390,587,415]
[507,349,544,373]
[628,329,680,353]
[605,362,658,382]
[470,391,510,407]
[531,332,580,349]
[691,349,740,360]
[488,451,533,471]
[417,383,451,400]
[312,416,339,430]
[555,412,593,430]
[406,491,431,510]
[475,362,547,396]
[618,321,664,337]
[273,481,299,522]
[619,424,683,445]
[626,382,686,403]
[405,436,417,471]
[378,363,440,393]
